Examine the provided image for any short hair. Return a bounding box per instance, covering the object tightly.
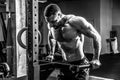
[44,4,61,17]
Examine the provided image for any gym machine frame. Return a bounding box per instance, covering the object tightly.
[26,0,40,80]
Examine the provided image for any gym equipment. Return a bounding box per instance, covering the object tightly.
[40,60,91,69]
[39,60,91,80]
[39,60,91,70]
[17,27,42,49]
[0,62,10,77]
[0,13,7,43]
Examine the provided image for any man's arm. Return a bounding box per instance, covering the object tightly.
[69,16,101,67]
[57,42,67,61]
[46,29,57,61]
[48,30,56,56]
[80,18,101,60]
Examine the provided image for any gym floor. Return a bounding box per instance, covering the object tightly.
[87,53,120,80]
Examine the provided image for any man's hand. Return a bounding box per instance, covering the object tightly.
[46,54,54,62]
[90,59,101,69]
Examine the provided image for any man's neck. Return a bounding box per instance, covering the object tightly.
[61,14,66,19]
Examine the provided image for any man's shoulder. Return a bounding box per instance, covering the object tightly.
[65,15,86,25]
[65,14,76,20]
[66,15,85,22]
[65,14,75,18]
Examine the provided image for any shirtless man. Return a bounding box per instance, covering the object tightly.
[44,4,101,80]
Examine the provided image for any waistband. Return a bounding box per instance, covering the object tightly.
[67,57,89,65]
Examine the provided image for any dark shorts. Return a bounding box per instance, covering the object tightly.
[59,58,89,80]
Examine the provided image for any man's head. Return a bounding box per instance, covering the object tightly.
[44,4,62,24]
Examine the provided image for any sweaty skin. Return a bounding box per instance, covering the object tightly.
[49,16,83,62]
[47,14,101,62]
[46,13,101,69]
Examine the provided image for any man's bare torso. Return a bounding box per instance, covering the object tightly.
[50,15,85,62]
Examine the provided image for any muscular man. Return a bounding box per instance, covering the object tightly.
[44,4,101,80]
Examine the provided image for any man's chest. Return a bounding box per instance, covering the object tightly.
[51,24,77,42]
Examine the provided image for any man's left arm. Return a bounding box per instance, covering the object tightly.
[69,16,101,69]
[87,24,101,69]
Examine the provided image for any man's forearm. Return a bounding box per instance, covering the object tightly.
[49,39,56,55]
[93,37,101,60]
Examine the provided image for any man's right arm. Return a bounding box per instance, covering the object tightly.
[48,29,57,56]
[46,30,56,61]
[48,30,56,56]
[47,23,57,56]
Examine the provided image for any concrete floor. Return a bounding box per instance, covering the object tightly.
[89,53,120,80]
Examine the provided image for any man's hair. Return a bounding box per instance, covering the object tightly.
[44,4,61,17]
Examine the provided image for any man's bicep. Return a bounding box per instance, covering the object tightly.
[76,17,100,39]
[69,16,100,39]
[48,31,56,45]
[48,31,53,41]
[68,16,90,32]
[48,31,57,54]
[83,23,100,40]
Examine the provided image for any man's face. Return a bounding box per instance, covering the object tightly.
[45,12,61,25]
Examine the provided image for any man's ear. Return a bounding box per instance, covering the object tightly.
[57,11,61,17]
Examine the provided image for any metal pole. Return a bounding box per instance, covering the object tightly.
[27,0,40,80]
[33,0,40,80]
[26,0,34,79]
